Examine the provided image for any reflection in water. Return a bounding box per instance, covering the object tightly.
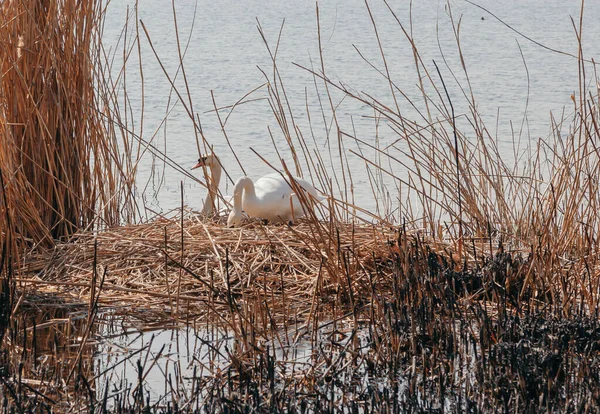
[3,295,95,411]
[9,278,600,412]
[94,317,317,409]
[95,320,233,407]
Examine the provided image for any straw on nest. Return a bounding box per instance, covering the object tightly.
[19,211,406,327]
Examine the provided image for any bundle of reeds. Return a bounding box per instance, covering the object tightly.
[0,0,131,248]
[299,4,600,313]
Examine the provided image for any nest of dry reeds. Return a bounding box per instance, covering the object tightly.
[18,211,409,327]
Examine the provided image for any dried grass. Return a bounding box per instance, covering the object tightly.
[18,211,410,327]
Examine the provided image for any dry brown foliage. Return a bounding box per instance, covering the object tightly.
[0,0,134,248]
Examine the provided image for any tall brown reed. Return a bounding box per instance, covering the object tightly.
[0,0,131,248]
[289,1,600,313]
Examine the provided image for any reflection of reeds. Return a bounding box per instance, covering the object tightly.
[0,0,130,246]
[2,295,94,411]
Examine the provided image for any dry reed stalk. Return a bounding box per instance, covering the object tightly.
[286,1,600,315]
[0,3,138,404]
[0,169,16,341]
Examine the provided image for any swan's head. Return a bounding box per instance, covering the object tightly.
[227,210,244,228]
[191,153,219,170]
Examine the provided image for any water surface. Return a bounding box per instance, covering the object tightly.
[102,1,599,217]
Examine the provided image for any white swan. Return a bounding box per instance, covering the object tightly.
[191,153,230,216]
[227,173,324,227]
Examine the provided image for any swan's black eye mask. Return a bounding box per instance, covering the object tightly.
[191,158,205,170]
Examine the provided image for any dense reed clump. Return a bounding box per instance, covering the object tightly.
[0,0,133,247]
[0,0,137,409]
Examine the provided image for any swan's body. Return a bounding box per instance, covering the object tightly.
[192,153,231,216]
[227,173,323,227]
[193,153,323,226]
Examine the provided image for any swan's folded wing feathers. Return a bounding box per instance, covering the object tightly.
[239,173,325,224]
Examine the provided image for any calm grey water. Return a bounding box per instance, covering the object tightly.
[102,0,600,217]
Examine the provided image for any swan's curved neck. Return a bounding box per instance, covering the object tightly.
[202,161,222,215]
[232,176,257,213]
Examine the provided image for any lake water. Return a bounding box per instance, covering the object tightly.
[101,0,600,219]
[94,320,316,408]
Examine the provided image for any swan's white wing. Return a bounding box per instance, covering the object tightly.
[246,175,292,221]
[257,174,321,195]
[248,173,323,222]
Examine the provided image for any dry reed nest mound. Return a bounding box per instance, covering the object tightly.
[18,211,404,324]
[19,211,536,328]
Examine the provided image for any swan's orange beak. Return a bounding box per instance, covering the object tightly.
[191,161,203,170]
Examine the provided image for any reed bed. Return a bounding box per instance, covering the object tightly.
[2,0,600,412]
[7,214,600,411]
[0,0,139,409]
[0,0,136,246]
[0,0,138,347]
